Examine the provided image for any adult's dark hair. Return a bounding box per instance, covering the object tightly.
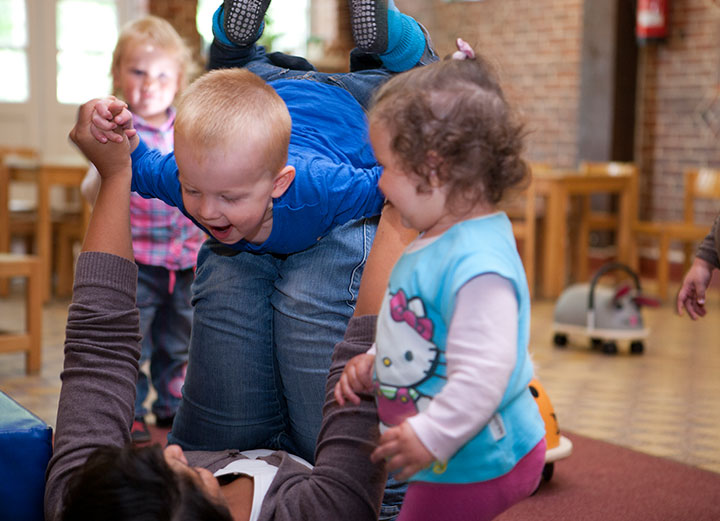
[61,444,233,521]
[369,54,529,213]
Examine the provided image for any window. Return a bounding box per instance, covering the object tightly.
[0,0,29,102]
[56,0,118,104]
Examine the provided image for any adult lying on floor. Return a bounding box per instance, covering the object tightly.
[44,98,416,521]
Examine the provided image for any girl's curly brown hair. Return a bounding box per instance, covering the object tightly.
[369,55,529,215]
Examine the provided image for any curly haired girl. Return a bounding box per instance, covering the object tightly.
[335,41,547,521]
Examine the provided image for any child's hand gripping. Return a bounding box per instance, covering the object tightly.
[69,97,137,180]
[677,257,715,320]
[371,421,435,481]
[334,353,375,406]
[88,96,138,146]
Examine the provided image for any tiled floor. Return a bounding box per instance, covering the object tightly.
[2,277,720,474]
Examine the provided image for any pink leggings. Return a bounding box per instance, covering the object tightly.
[397,439,546,521]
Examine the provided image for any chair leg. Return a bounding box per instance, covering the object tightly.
[55,228,74,298]
[657,235,670,301]
[522,236,535,299]
[21,258,43,375]
[682,241,695,275]
[577,196,591,281]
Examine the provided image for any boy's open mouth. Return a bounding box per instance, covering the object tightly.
[211,224,233,239]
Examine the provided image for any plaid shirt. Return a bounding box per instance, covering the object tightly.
[130,109,205,270]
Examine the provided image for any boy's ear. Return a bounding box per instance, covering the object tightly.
[271,165,295,197]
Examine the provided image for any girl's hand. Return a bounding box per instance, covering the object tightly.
[677,257,714,320]
[370,421,435,481]
[334,353,375,406]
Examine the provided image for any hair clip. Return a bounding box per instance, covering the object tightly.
[451,38,476,61]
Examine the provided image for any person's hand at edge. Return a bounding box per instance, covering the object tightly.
[677,257,714,320]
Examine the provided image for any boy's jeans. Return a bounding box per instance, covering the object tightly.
[168,216,377,462]
[134,263,194,421]
[208,41,437,110]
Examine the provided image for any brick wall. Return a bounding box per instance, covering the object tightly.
[153,0,720,225]
[401,0,584,169]
[148,0,204,68]
[635,0,720,222]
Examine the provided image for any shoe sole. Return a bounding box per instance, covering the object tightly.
[349,0,388,54]
[224,0,271,47]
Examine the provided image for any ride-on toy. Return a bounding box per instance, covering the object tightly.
[529,378,572,484]
[552,263,659,355]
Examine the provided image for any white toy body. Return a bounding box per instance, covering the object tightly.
[552,263,658,354]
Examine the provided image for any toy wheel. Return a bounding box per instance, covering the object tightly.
[553,333,568,347]
[630,341,644,355]
[602,341,618,355]
[591,337,603,350]
[542,462,555,481]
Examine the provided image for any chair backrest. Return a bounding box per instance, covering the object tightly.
[579,161,639,224]
[684,167,720,223]
[0,146,37,162]
[502,161,548,297]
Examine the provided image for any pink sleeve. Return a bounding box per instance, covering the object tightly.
[406,273,518,462]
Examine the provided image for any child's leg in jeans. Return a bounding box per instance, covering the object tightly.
[273,216,378,462]
[397,441,546,521]
[134,264,163,421]
[168,243,297,455]
[148,267,193,423]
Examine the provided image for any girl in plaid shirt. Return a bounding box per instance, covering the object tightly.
[81,16,206,442]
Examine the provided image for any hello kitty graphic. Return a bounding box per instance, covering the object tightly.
[374,288,445,432]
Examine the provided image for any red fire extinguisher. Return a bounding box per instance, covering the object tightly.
[636,0,669,44]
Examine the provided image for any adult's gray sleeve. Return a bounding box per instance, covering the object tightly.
[44,252,141,521]
[695,215,720,269]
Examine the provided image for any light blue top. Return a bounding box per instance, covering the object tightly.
[130,79,385,254]
[374,213,545,484]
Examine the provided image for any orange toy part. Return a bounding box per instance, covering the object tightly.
[529,378,560,450]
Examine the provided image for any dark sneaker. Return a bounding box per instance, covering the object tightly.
[348,0,389,54]
[155,414,175,428]
[131,417,152,444]
[224,0,271,46]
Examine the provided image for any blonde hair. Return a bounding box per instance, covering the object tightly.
[175,68,292,176]
[111,15,199,96]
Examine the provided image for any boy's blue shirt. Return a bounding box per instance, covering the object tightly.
[130,78,385,254]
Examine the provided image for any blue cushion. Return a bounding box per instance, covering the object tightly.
[0,390,53,521]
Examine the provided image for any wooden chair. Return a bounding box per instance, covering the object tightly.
[0,148,38,296]
[633,167,720,300]
[0,253,42,374]
[504,162,551,297]
[2,157,89,300]
[576,161,639,282]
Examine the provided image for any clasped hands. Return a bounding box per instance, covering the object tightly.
[69,96,138,179]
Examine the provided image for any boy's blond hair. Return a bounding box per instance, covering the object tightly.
[111,15,199,96]
[175,68,292,177]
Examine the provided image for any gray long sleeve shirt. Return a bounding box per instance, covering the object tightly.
[45,251,386,521]
[696,215,720,269]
